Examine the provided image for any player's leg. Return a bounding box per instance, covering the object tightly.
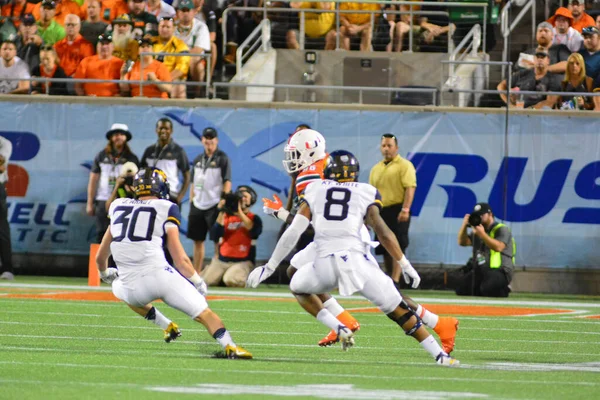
[289,259,354,351]
[112,278,180,342]
[358,261,459,366]
[159,267,252,359]
[403,295,459,354]
[290,243,360,346]
[127,303,182,343]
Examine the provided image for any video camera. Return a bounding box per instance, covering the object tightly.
[467,213,482,227]
[222,192,241,215]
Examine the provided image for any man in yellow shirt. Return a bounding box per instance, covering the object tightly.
[369,133,417,282]
[287,2,336,49]
[152,16,190,98]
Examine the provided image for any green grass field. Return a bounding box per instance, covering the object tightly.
[1,278,599,400]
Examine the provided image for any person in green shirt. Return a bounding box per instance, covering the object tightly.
[36,0,66,46]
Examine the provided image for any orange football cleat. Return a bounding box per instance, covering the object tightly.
[318,311,360,347]
[433,317,459,354]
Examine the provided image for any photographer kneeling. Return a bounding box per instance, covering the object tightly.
[456,203,515,298]
[201,186,263,287]
[105,162,139,210]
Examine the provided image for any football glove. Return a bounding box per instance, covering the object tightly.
[399,256,421,289]
[99,268,118,284]
[262,194,289,221]
[189,273,208,296]
[246,264,276,288]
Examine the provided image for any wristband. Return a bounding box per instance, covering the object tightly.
[275,208,290,222]
[189,272,203,285]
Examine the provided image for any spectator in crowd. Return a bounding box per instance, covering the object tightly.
[337,1,379,51]
[174,0,210,97]
[556,52,594,110]
[140,117,190,206]
[187,127,231,273]
[16,14,42,73]
[498,49,561,109]
[119,36,171,97]
[1,0,35,29]
[567,0,595,33]
[0,134,14,280]
[596,13,600,32]
[105,160,138,210]
[86,123,140,243]
[36,0,66,46]
[80,0,109,47]
[519,22,570,74]
[54,14,94,78]
[146,0,176,20]
[33,0,83,27]
[111,13,139,60]
[0,38,30,94]
[152,16,189,98]
[127,0,159,37]
[456,203,515,298]
[548,6,583,53]
[393,0,450,53]
[223,0,261,64]
[286,2,336,50]
[579,26,600,80]
[74,32,124,96]
[79,0,118,24]
[191,0,217,76]
[30,44,69,94]
[369,133,416,283]
[203,185,262,287]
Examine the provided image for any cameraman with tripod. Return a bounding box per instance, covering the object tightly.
[456,203,515,298]
[201,185,263,288]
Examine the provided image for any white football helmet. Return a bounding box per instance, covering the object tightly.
[283,129,326,174]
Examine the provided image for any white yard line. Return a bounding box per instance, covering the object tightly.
[1,283,600,308]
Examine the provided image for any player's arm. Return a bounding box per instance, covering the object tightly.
[95,227,113,272]
[263,193,315,235]
[246,203,311,288]
[365,204,421,288]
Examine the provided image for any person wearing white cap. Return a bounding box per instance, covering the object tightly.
[86,123,140,243]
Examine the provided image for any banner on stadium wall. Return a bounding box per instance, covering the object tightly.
[1,102,599,268]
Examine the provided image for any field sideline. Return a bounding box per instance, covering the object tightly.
[1,277,599,400]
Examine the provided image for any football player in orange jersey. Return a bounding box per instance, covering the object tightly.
[260,128,458,354]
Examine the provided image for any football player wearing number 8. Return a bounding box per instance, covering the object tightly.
[96,168,252,359]
[261,129,362,347]
[248,152,459,366]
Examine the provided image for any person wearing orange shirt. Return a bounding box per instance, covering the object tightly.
[74,32,124,96]
[33,0,83,27]
[119,37,171,98]
[80,0,118,23]
[1,0,35,28]
[54,14,94,77]
[568,0,595,33]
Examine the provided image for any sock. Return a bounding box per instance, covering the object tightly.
[316,309,345,332]
[212,327,235,349]
[419,334,445,359]
[416,305,439,329]
[323,297,345,317]
[145,307,171,330]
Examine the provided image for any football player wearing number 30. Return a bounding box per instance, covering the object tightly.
[96,168,252,359]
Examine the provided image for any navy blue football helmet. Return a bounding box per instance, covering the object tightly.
[323,150,360,183]
[133,168,170,199]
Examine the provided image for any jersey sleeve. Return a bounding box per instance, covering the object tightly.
[91,151,102,173]
[166,203,181,227]
[295,159,324,195]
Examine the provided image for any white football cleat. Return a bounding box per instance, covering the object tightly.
[436,352,460,367]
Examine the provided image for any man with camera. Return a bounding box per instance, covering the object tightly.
[187,127,231,273]
[105,161,139,211]
[201,185,262,288]
[456,203,515,298]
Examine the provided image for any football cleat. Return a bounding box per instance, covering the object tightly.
[433,317,459,354]
[337,325,355,352]
[225,344,253,359]
[436,352,460,367]
[164,322,182,343]
[318,311,360,347]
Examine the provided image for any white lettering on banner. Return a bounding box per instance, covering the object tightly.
[146,384,489,399]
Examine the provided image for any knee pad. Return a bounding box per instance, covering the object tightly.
[392,308,423,336]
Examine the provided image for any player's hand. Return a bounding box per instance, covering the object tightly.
[399,257,420,289]
[194,277,208,296]
[100,268,118,284]
[262,194,283,216]
[246,264,275,288]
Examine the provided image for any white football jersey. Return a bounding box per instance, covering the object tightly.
[108,198,181,281]
[302,180,382,257]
